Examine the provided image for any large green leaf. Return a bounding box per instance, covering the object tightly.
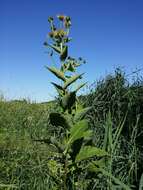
[70,138,83,162]
[49,112,71,129]
[70,119,88,136]
[67,120,92,147]
[61,91,76,112]
[91,159,106,168]
[74,106,92,122]
[46,66,66,81]
[75,146,108,162]
[51,82,65,96]
[45,43,61,54]
[63,74,84,89]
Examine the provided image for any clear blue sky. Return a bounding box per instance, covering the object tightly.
[1,0,143,102]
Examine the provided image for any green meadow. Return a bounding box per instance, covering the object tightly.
[0,69,143,189]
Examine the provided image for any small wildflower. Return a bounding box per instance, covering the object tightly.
[57,15,66,21]
[50,29,67,38]
[58,29,67,38]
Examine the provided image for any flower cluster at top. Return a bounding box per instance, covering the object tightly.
[47,15,71,42]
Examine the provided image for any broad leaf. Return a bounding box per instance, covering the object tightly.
[45,43,61,54]
[92,159,106,168]
[61,91,76,111]
[49,112,71,129]
[46,66,66,81]
[75,146,108,162]
[70,138,83,162]
[67,120,92,147]
[63,74,84,89]
[74,106,92,122]
[51,82,65,96]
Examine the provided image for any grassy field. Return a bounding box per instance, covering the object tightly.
[0,69,143,189]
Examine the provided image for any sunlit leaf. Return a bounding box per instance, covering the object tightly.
[74,106,92,122]
[46,66,66,81]
[67,120,92,147]
[51,82,65,96]
[63,74,84,89]
[75,146,108,162]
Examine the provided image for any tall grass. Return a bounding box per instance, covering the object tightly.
[0,100,54,189]
[82,68,143,189]
[0,69,143,189]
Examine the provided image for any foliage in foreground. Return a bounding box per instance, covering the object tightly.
[82,69,143,189]
[0,70,143,189]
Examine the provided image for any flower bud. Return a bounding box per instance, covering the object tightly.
[57,15,66,21]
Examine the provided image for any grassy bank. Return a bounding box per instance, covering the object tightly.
[0,69,143,189]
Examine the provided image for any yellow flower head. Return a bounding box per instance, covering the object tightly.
[48,31,54,38]
[57,15,66,21]
[48,29,67,39]
[57,29,67,38]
